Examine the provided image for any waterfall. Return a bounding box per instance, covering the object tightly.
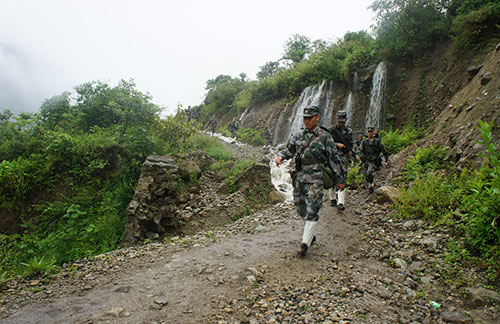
[352,72,359,93]
[344,92,353,127]
[365,61,387,131]
[284,80,332,141]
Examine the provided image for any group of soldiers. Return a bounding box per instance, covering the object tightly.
[275,106,390,258]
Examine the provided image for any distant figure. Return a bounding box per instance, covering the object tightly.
[328,110,355,210]
[207,114,217,135]
[359,126,389,193]
[228,118,240,138]
[275,105,345,258]
[374,129,380,139]
[353,131,365,161]
[264,128,273,146]
[186,106,192,122]
[191,109,200,126]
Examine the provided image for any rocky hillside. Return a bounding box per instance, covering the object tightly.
[236,41,500,168]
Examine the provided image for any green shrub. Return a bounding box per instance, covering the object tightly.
[401,146,451,182]
[461,121,500,259]
[452,2,500,51]
[238,127,265,146]
[381,124,424,155]
[347,165,364,184]
[188,133,232,161]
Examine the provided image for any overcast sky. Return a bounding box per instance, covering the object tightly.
[0,0,376,115]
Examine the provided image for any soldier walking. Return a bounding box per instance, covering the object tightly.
[275,105,346,258]
[328,110,355,210]
[207,114,217,135]
[359,126,390,193]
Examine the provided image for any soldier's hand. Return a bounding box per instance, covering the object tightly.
[337,143,345,149]
[275,156,283,167]
[337,183,346,191]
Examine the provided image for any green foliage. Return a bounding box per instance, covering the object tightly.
[397,170,464,222]
[381,124,424,154]
[347,165,364,184]
[282,34,312,65]
[0,80,184,278]
[370,0,451,59]
[188,133,232,161]
[237,127,265,146]
[257,61,281,80]
[451,1,500,50]
[400,146,451,182]
[152,109,200,153]
[21,256,57,277]
[394,121,500,285]
[461,121,500,259]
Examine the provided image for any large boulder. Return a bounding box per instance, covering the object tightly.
[375,185,401,204]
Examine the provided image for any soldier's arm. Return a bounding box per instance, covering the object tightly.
[379,140,389,160]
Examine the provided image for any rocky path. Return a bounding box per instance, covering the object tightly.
[1,139,498,324]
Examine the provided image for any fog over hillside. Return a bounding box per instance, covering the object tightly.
[0,43,62,114]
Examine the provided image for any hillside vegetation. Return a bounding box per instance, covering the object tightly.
[1,0,500,289]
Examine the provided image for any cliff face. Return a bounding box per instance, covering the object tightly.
[239,41,500,166]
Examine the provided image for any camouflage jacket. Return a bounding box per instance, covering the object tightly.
[279,126,345,185]
[360,138,389,162]
[330,125,353,156]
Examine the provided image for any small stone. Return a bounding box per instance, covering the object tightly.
[104,307,124,317]
[154,297,169,306]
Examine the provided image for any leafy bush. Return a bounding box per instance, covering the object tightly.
[452,1,500,50]
[461,121,500,259]
[347,164,364,184]
[381,124,424,155]
[394,121,500,285]
[400,146,451,182]
[188,133,232,161]
[238,127,265,146]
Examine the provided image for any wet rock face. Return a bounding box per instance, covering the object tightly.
[122,155,180,247]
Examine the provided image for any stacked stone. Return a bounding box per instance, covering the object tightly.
[122,155,180,246]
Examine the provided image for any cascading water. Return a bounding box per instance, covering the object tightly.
[344,92,353,127]
[365,61,387,131]
[285,80,332,140]
[269,80,334,201]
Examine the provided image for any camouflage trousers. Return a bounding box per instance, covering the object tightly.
[362,161,377,184]
[293,182,324,222]
[339,153,350,181]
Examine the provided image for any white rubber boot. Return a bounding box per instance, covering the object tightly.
[328,188,337,206]
[302,221,318,247]
[337,189,346,210]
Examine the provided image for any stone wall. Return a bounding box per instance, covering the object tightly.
[122,155,181,247]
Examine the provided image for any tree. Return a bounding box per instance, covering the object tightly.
[257,61,280,80]
[74,79,160,133]
[282,34,312,65]
[39,92,73,130]
[205,75,234,92]
[370,0,450,59]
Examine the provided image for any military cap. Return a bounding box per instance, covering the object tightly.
[336,110,347,122]
[367,126,375,132]
[303,105,320,117]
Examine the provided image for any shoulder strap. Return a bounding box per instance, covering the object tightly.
[300,133,317,157]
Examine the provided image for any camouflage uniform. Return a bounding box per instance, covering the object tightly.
[278,126,345,222]
[330,124,353,184]
[207,117,217,134]
[360,134,389,186]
